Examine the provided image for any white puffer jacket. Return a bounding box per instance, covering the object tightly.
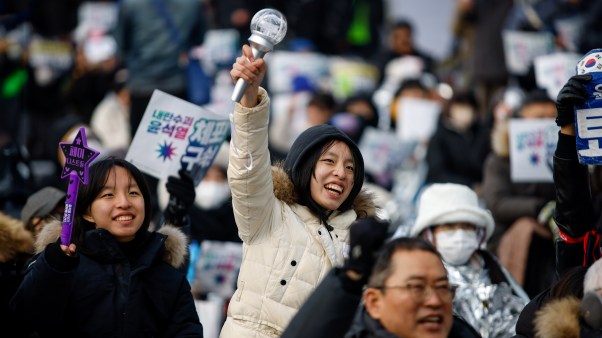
[220,88,376,338]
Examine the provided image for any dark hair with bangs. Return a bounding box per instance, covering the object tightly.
[367,237,442,289]
[72,157,152,244]
[291,139,364,224]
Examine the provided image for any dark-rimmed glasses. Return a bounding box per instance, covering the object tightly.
[373,283,458,303]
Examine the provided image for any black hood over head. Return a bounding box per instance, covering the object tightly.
[283,124,364,211]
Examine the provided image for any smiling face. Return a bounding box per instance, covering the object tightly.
[310,141,355,211]
[364,250,453,338]
[83,166,145,242]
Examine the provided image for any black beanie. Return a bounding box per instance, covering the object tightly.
[283,124,364,209]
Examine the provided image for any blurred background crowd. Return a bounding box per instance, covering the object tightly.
[1,0,601,336]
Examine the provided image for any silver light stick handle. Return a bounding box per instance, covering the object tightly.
[231,35,275,103]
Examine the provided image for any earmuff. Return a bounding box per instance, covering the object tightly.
[581,291,602,330]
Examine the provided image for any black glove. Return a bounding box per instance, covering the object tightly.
[164,169,196,226]
[343,217,390,282]
[555,74,592,127]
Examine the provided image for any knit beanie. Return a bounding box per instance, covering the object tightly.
[283,124,364,210]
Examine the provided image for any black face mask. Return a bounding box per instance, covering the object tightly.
[581,291,602,330]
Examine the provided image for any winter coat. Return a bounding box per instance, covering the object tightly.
[0,212,34,337]
[9,220,203,338]
[534,297,601,338]
[425,119,491,187]
[446,250,529,338]
[220,88,376,338]
[482,123,556,233]
[281,269,482,338]
[346,307,482,338]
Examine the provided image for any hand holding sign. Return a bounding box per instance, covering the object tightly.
[58,128,100,246]
[573,49,602,163]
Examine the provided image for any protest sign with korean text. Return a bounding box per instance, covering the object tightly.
[126,90,230,185]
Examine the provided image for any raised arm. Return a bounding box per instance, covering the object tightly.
[552,74,599,274]
[227,45,276,243]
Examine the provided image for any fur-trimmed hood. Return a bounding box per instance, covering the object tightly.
[35,219,188,268]
[534,297,581,338]
[0,212,34,262]
[271,163,378,219]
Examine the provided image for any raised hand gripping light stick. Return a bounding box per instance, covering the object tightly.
[231,8,287,103]
[58,128,100,246]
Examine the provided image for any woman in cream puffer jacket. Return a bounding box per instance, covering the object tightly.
[220,45,377,338]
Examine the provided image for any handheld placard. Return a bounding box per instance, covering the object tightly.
[58,128,100,246]
[575,49,602,164]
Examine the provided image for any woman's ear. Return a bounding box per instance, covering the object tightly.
[83,213,94,223]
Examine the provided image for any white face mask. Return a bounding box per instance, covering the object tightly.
[434,229,479,266]
[194,181,231,210]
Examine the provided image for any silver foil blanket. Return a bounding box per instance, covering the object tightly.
[446,262,528,338]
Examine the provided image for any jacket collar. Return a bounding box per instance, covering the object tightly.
[271,162,377,219]
[35,219,188,268]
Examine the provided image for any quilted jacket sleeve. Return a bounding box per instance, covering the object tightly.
[227,87,276,243]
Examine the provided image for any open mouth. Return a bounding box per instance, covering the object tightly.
[115,215,134,222]
[325,184,343,195]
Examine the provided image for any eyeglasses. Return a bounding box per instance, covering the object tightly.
[374,283,458,303]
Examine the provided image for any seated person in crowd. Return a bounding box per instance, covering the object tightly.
[410,183,529,338]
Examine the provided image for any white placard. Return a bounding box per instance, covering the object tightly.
[359,127,416,176]
[267,51,330,94]
[125,90,230,185]
[74,2,118,43]
[509,118,558,182]
[396,98,441,141]
[534,52,581,100]
[502,30,555,75]
[197,29,240,74]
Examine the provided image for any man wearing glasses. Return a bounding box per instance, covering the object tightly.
[282,218,481,338]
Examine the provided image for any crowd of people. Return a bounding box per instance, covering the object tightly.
[2,0,602,337]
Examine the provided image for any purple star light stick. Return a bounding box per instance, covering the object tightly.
[58,128,100,246]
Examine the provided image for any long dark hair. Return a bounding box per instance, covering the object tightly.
[72,157,152,244]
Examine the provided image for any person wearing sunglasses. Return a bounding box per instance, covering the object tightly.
[410,183,529,338]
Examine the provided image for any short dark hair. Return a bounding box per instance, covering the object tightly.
[393,19,413,33]
[308,92,337,111]
[73,157,152,243]
[367,237,441,288]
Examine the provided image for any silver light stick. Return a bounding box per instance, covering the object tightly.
[231,8,287,102]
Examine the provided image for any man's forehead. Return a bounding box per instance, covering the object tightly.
[391,249,447,278]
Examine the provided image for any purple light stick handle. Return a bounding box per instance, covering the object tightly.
[58,128,100,246]
[61,172,80,246]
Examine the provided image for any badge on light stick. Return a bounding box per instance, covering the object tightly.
[58,128,100,246]
[231,8,287,103]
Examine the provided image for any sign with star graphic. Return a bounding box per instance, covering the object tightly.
[509,118,558,182]
[126,90,231,185]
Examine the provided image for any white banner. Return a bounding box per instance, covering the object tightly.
[509,118,558,182]
[125,90,230,185]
